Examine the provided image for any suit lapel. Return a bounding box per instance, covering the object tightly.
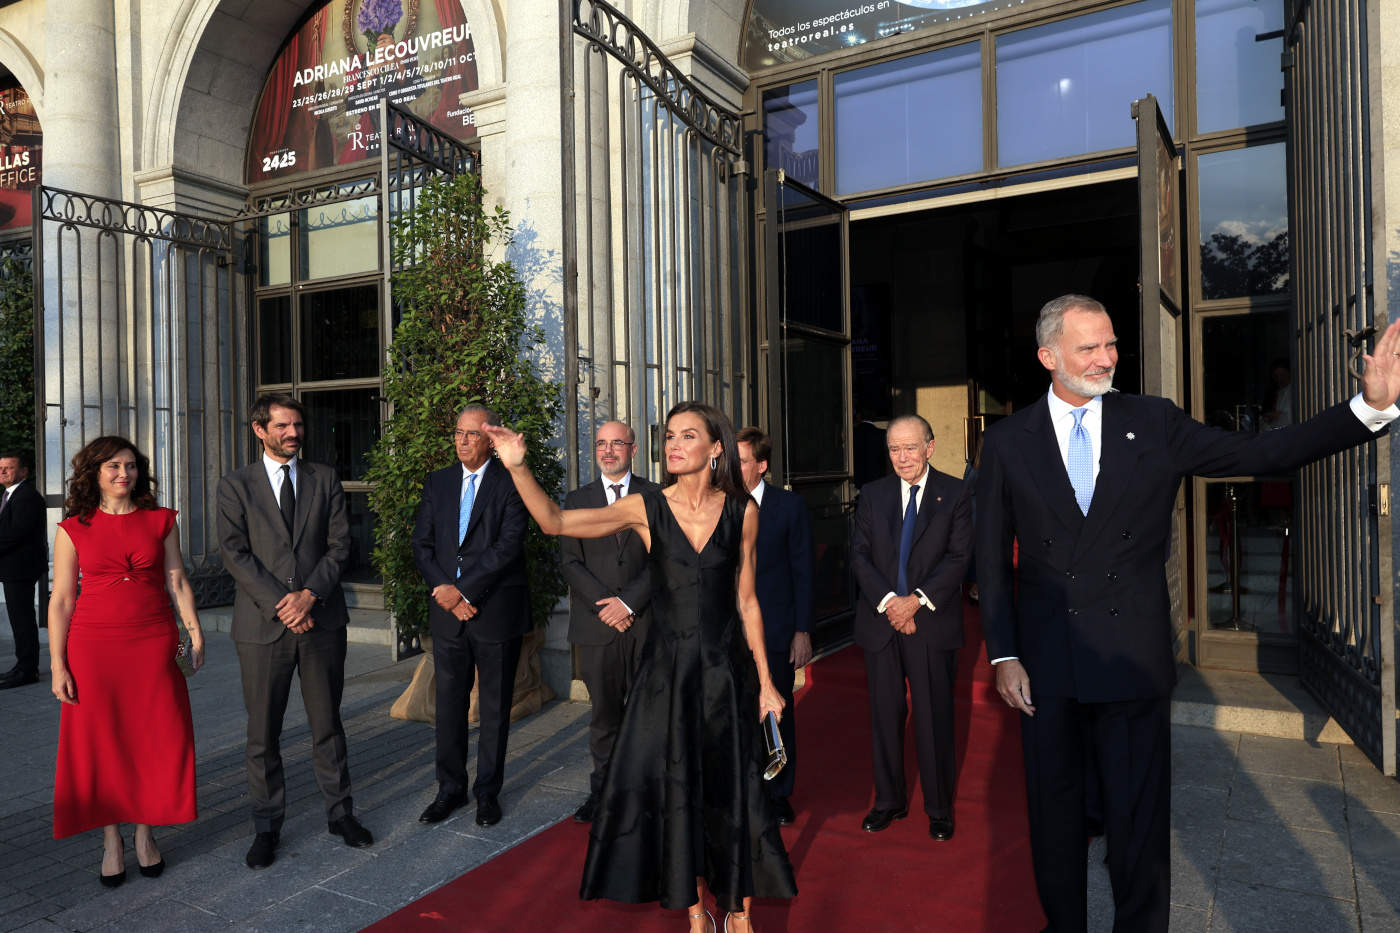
[911,472,939,545]
[1074,395,1143,559]
[1022,396,1086,533]
[251,462,293,544]
[291,460,312,547]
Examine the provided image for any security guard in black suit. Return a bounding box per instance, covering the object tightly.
[0,450,46,688]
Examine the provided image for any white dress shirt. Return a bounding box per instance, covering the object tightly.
[876,467,936,616]
[602,471,632,503]
[749,479,766,507]
[262,453,298,499]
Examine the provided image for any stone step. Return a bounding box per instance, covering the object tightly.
[1170,664,1352,744]
[344,582,386,611]
[200,605,394,646]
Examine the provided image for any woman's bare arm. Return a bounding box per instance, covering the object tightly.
[738,500,784,722]
[163,522,207,670]
[48,529,78,703]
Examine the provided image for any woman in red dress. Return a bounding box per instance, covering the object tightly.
[49,436,206,886]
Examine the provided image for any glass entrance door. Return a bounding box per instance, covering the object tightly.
[762,170,854,648]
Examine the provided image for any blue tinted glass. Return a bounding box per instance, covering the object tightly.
[764,81,820,189]
[996,0,1173,167]
[1198,143,1289,299]
[834,43,981,195]
[1196,0,1285,132]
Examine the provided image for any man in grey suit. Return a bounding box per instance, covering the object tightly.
[218,393,372,871]
[560,420,658,823]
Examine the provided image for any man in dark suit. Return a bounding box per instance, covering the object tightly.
[852,414,972,841]
[560,420,657,823]
[218,393,371,871]
[412,403,529,828]
[976,294,1400,933]
[736,427,813,825]
[0,451,47,689]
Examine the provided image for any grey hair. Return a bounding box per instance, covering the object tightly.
[888,413,934,443]
[1034,294,1108,349]
[457,403,501,426]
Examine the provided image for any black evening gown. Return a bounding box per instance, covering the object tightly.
[580,488,798,912]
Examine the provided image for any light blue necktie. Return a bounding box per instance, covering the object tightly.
[456,473,476,578]
[1067,408,1093,516]
[897,484,919,595]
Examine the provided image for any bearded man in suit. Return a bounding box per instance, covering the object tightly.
[736,427,813,825]
[852,414,972,841]
[976,294,1400,933]
[560,420,658,823]
[412,403,530,829]
[0,451,47,689]
[218,393,371,871]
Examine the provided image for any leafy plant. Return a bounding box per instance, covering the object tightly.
[0,255,34,456]
[366,171,565,640]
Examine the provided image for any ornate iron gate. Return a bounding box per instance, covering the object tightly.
[1286,0,1397,774]
[32,186,243,606]
[562,0,753,486]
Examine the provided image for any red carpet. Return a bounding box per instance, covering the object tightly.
[369,603,1045,932]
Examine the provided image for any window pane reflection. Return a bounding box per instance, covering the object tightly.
[795,481,853,621]
[1198,144,1289,300]
[1205,480,1293,634]
[764,81,819,190]
[776,184,843,332]
[1201,313,1292,433]
[783,338,847,475]
[1196,0,1285,133]
[301,387,381,482]
[258,295,292,385]
[298,194,379,281]
[343,491,381,584]
[996,0,1173,166]
[259,213,291,287]
[300,285,380,381]
[835,42,981,194]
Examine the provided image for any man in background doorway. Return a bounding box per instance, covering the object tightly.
[851,415,972,841]
[736,427,813,824]
[560,420,658,823]
[0,450,46,689]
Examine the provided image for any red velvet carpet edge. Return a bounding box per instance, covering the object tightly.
[367,604,1046,933]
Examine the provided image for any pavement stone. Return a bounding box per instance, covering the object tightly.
[5,615,1400,932]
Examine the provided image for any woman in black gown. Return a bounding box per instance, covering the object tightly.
[485,402,797,933]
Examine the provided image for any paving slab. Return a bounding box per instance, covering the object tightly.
[1225,772,1347,833]
[1207,880,1358,933]
[1236,734,1342,784]
[1217,820,1354,902]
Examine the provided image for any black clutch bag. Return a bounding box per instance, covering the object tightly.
[761,711,787,781]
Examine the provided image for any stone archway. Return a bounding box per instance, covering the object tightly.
[0,29,45,125]
[140,0,506,213]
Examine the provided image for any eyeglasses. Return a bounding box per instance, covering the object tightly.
[594,440,634,450]
[887,444,926,456]
[454,430,484,441]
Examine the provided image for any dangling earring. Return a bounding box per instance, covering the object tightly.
[710,457,718,471]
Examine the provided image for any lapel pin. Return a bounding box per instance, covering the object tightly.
[936,496,942,502]
[1126,432,1136,440]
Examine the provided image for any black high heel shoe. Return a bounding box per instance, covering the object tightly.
[99,836,126,888]
[136,832,165,878]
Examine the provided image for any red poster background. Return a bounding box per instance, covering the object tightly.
[0,81,41,231]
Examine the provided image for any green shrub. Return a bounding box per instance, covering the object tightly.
[0,256,34,456]
[366,171,565,640]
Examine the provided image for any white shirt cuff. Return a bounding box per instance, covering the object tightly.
[914,589,935,613]
[617,598,633,616]
[876,592,897,613]
[1351,393,1399,432]
[990,656,1018,664]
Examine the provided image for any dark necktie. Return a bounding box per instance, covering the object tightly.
[897,484,919,595]
[279,464,295,532]
[0,488,9,514]
[611,484,625,546]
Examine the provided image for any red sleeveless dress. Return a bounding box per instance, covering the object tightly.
[53,507,198,838]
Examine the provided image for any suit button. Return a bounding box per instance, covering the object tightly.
[1043,538,1054,547]
[1066,571,1076,581]
[1068,608,1079,616]
[1106,572,1118,581]
[1121,530,1132,539]
[1109,608,1120,616]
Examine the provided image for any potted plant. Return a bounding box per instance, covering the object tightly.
[367,170,566,725]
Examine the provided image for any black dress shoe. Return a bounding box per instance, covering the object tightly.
[929,816,955,841]
[573,796,598,823]
[861,806,908,832]
[475,796,502,826]
[245,831,279,869]
[327,815,373,848]
[772,797,796,826]
[419,791,468,824]
[0,670,39,689]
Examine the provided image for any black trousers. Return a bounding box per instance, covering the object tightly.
[1022,695,1171,933]
[2,578,39,675]
[236,625,353,833]
[433,621,522,801]
[863,638,957,818]
[763,644,798,800]
[576,627,646,798]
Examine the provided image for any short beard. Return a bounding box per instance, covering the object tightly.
[1053,353,1116,399]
